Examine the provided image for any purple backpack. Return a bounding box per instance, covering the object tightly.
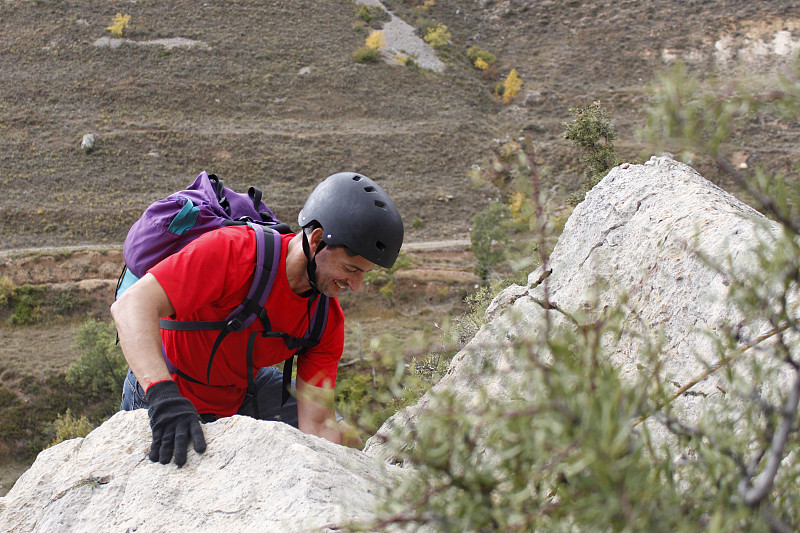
[116,171,328,409]
[122,171,286,279]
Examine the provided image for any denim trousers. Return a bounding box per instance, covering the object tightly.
[120,366,299,427]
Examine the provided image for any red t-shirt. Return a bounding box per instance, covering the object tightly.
[149,225,344,416]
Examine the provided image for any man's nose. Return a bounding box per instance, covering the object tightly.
[349,272,365,292]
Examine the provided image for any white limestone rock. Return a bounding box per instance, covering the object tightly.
[0,410,405,533]
[80,133,95,153]
[366,156,790,458]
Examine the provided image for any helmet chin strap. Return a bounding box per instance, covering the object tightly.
[302,230,327,295]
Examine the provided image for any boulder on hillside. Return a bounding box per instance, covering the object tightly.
[0,410,406,533]
[366,156,790,459]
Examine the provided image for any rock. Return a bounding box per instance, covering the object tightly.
[0,411,406,533]
[3,156,792,529]
[80,133,95,153]
[92,37,210,50]
[365,156,788,458]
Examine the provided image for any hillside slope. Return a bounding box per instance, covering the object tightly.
[3,1,798,250]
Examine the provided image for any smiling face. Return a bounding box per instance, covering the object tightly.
[312,245,375,298]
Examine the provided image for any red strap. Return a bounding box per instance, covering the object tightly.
[145,378,174,394]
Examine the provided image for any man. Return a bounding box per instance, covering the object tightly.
[111,172,404,466]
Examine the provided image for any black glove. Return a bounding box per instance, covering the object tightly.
[145,380,207,467]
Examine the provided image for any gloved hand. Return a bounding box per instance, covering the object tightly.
[145,380,207,467]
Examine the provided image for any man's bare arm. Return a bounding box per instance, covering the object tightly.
[110,273,175,389]
[296,377,341,443]
[296,377,363,447]
[111,273,206,466]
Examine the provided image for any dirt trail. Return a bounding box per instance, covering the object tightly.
[0,239,477,287]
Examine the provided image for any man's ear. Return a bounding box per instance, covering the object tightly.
[308,227,325,254]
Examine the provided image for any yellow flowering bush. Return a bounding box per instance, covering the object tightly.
[502,68,523,104]
[423,23,450,48]
[467,45,496,68]
[366,30,386,50]
[106,13,131,38]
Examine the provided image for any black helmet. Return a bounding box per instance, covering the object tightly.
[298,172,404,268]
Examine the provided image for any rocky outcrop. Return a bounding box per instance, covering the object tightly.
[365,156,786,458]
[0,410,405,533]
[1,156,790,530]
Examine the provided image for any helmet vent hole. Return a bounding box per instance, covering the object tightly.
[374,200,386,209]
[352,175,363,182]
[364,186,376,192]
[375,241,386,252]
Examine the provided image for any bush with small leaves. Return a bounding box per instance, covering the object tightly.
[502,68,523,104]
[423,23,450,48]
[352,46,380,64]
[354,58,800,533]
[467,45,496,70]
[365,30,385,50]
[106,13,130,38]
[50,409,94,446]
[66,320,128,407]
[355,5,373,23]
[470,202,511,279]
[563,100,618,203]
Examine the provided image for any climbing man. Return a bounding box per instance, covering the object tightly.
[111,172,404,466]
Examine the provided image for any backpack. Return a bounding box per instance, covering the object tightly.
[115,171,329,413]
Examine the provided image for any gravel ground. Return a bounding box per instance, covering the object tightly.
[356,0,446,72]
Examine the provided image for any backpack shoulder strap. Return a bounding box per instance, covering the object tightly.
[159,223,282,382]
[280,294,330,405]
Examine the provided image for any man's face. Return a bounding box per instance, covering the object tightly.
[313,245,375,298]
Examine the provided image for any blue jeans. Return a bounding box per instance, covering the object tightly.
[120,366,299,427]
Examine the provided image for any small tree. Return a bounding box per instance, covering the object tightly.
[502,68,523,104]
[423,23,450,48]
[67,320,128,406]
[563,101,618,203]
[106,13,131,38]
[469,202,511,279]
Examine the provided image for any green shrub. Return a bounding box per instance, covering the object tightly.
[354,3,388,28]
[50,408,94,446]
[352,45,381,63]
[563,101,618,204]
[363,253,411,306]
[423,23,450,48]
[8,285,43,326]
[355,4,373,22]
[52,287,78,315]
[467,45,496,69]
[67,320,127,405]
[0,278,46,325]
[470,202,511,279]
[356,57,800,533]
[0,276,15,307]
[0,385,17,409]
